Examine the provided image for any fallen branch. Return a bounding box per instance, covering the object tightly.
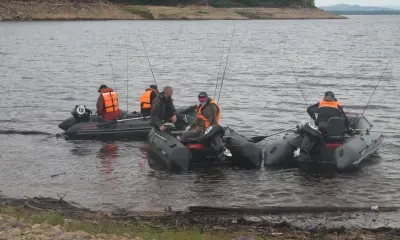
[24,196,40,204]
[24,202,43,211]
[53,191,68,210]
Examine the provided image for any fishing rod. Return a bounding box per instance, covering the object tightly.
[137,26,157,86]
[104,38,117,91]
[353,129,397,134]
[213,30,229,99]
[357,59,391,124]
[249,127,299,143]
[126,38,130,112]
[284,53,308,108]
[217,21,236,104]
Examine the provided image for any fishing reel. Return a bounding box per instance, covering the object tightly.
[71,105,92,123]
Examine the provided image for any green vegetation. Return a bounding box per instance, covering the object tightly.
[234,10,273,19]
[0,205,397,240]
[198,9,209,14]
[123,5,154,19]
[110,0,316,8]
[0,207,262,240]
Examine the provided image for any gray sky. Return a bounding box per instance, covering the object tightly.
[315,0,400,6]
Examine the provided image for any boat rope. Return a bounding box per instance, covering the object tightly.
[213,29,230,99]
[137,26,157,86]
[358,59,391,124]
[105,38,117,91]
[217,21,236,104]
[284,53,308,108]
[126,38,130,112]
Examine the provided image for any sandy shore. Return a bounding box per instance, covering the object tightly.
[0,0,345,21]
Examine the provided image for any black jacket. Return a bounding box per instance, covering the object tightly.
[150,92,177,128]
[307,96,350,128]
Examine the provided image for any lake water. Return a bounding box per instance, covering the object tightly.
[0,15,399,212]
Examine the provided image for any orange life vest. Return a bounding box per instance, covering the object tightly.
[319,99,342,109]
[102,92,119,113]
[196,100,220,128]
[140,88,157,110]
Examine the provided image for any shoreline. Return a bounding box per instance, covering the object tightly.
[0,1,346,21]
[1,195,399,239]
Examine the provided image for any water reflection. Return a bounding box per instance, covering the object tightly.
[98,142,119,175]
[96,142,120,190]
[69,141,94,157]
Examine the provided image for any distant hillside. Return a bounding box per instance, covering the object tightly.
[320,4,400,15]
[110,0,316,8]
[1,0,345,21]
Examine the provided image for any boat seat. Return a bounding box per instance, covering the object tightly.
[325,117,346,142]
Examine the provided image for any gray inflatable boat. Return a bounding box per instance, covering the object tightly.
[58,105,196,140]
[264,113,384,170]
[147,126,263,171]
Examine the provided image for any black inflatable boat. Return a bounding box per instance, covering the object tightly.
[58,105,196,140]
[147,125,263,171]
[263,113,384,170]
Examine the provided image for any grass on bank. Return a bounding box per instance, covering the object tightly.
[0,206,272,240]
[1,206,392,240]
[122,6,154,19]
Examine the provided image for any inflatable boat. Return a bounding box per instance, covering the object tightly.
[147,125,263,171]
[58,105,196,140]
[264,113,384,170]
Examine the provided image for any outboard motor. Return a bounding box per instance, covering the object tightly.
[297,122,323,162]
[201,125,232,161]
[58,105,93,131]
[71,105,92,124]
[301,122,323,139]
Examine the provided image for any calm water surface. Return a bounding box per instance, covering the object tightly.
[0,16,399,212]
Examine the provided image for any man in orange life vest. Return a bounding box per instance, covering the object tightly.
[184,92,232,158]
[307,91,350,131]
[194,92,220,129]
[96,84,121,121]
[296,91,350,162]
[139,84,159,117]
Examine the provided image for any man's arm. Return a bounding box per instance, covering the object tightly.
[338,105,350,128]
[150,91,157,104]
[150,99,162,128]
[206,104,218,126]
[307,102,319,120]
[96,95,104,116]
[170,98,177,116]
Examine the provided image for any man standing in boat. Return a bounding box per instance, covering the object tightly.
[139,84,159,117]
[150,86,177,131]
[296,91,350,161]
[184,92,232,159]
[96,84,121,121]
